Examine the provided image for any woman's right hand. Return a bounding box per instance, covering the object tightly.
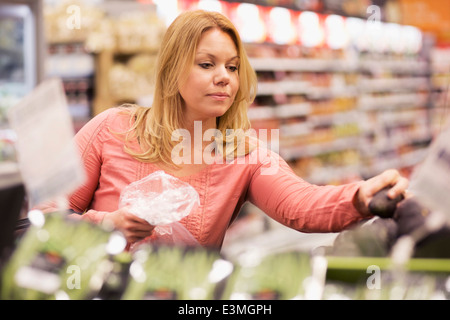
[102,207,155,244]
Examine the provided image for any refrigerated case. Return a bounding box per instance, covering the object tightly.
[0,0,44,265]
[0,0,45,123]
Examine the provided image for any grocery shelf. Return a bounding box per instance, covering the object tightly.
[280,136,360,160]
[249,57,429,75]
[249,57,358,73]
[359,59,429,75]
[245,28,435,185]
[357,92,429,111]
[358,77,430,93]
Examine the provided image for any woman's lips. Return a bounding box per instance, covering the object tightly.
[207,93,230,101]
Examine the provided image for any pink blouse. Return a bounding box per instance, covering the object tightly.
[68,107,364,249]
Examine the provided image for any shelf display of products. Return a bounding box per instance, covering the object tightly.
[37,1,445,179]
[429,47,450,136]
[246,41,363,184]
[43,1,165,122]
[85,10,165,114]
[228,3,432,184]
[39,1,440,182]
[43,2,101,131]
[45,43,95,132]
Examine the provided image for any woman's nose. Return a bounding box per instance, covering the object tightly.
[214,66,230,86]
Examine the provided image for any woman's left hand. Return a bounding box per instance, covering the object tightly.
[353,169,410,217]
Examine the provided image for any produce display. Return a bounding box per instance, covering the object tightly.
[324,194,450,300]
[220,251,312,300]
[1,196,449,300]
[1,211,125,300]
[122,246,226,300]
[329,192,450,259]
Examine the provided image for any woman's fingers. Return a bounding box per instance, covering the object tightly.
[103,208,155,244]
[127,213,155,231]
[123,229,153,244]
[386,175,409,199]
[122,213,155,242]
[125,219,155,234]
[355,169,409,217]
[365,169,409,199]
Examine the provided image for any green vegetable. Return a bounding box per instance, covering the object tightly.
[221,251,311,300]
[1,212,118,300]
[122,245,224,300]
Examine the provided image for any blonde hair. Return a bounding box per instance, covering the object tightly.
[124,10,258,165]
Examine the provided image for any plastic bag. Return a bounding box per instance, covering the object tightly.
[119,171,200,248]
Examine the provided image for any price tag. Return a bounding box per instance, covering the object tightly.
[7,78,85,207]
[410,123,450,220]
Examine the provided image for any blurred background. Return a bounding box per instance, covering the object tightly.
[1,0,450,253]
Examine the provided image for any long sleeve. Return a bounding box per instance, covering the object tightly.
[67,109,112,223]
[247,149,364,233]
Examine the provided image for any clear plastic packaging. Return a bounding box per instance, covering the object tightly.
[119,171,200,248]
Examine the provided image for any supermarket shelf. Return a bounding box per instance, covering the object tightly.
[247,37,434,185]
[309,110,360,126]
[257,80,310,96]
[303,164,361,185]
[249,57,429,75]
[359,59,429,75]
[360,147,429,178]
[358,77,429,93]
[358,93,429,111]
[256,81,359,98]
[280,136,360,160]
[278,103,311,119]
[249,57,358,73]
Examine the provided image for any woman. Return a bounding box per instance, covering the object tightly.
[50,10,408,249]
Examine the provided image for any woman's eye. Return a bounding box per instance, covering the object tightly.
[199,63,213,69]
[228,66,238,72]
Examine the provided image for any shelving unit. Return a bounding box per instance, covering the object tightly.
[429,47,450,136]
[357,51,433,179]
[246,43,361,185]
[39,0,438,185]
[86,10,165,115]
[92,49,159,116]
[46,42,95,132]
[245,38,434,184]
[43,1,164,122]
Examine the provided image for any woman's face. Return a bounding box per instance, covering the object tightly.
[179,28,240,124]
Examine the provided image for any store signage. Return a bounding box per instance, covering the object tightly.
[7,78,85,208]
